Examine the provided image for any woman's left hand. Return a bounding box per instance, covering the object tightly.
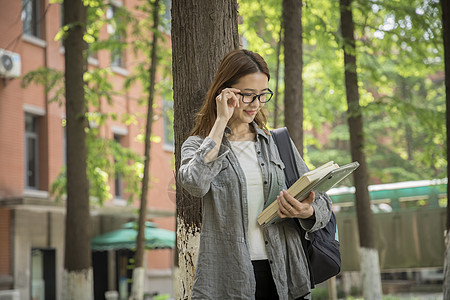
[277,190,315,219]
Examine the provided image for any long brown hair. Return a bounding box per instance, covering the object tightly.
[191,49,270,137]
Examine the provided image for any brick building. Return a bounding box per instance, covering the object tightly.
[0,0,176,299]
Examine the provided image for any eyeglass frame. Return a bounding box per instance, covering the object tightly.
[236,88,274,104]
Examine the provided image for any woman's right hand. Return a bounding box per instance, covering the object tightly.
[215,88,241,122]
[205,88,241,162]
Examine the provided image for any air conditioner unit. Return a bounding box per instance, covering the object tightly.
[0,49,21,78]
[0,290,20,300]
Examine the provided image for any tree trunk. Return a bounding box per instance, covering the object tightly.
[400,77,413,160]
[273,23,283,129]
[172,0,239,298]
[130,0,160,299]
[62,0,93,299]
[441,0,450,296]
[282,0,303,155]
[339,0,382,299]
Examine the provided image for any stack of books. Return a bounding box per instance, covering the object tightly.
[257,161,359,225]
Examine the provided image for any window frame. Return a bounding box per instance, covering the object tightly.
[113,133,124,200]
[25,113,39,189]
[22,0,42,38]
[107,4,126,69]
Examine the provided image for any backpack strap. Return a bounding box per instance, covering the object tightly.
[270,127,315,288]
[270,127,300,188]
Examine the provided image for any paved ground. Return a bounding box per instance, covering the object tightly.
[337,293,443,300]
[384,293,443,300]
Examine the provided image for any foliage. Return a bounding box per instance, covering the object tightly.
[85,128,144,205]
[310,286,329,300]
[238,0,446,185]
[25,0,446,201]
[21,67,65,104]
[21,68,145,204]
[352,0,445,182]
[238,0,284,124]
[21,0,153,204]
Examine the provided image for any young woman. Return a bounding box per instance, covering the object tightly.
[177,49,332,300]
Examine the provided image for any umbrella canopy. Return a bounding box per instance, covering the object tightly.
[91,221,175,251]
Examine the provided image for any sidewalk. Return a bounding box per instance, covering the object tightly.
[384,293,443,300]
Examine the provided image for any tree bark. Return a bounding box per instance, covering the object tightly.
[172,0,239,298]
[339,0,382,299]
[400,77,413,160]
[273,23,283,129]
[130,0,160,299]
[62,0,93,299]
[282,0,303,155]
[441,0,450,296]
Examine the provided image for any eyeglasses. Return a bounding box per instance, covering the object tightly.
[237,89,273,104]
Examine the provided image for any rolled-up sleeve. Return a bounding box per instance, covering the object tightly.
[299,191,332,232]
[177,136,230,198]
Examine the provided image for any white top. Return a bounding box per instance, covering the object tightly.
[230,140,268,260]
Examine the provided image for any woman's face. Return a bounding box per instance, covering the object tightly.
[229,72,269,126]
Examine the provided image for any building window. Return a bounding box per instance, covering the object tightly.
[107,5,125,68]
[114,134,123,199]
[60,3,63,28]
[162,100,174,150]
[25,114,39,189]
[22,0,41,38]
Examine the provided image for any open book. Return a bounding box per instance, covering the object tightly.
[257,161,359,226]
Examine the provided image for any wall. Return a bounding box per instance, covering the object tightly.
[0,0,176,298]
[0,209,11,289]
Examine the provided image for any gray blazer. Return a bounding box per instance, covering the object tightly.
[178,124,332,300]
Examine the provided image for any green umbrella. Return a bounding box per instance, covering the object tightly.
[91,221,175,251]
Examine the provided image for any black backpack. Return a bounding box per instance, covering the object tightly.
[271,127,341,287]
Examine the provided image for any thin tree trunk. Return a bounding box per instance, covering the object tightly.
[400,77,413,160]
[441,0,450,296]
[62,0,93,299]
[172,0,239,298]
[339,0,382,299]
[130,0,160,299]
[274,23,283,129]
[282,0,303,154]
